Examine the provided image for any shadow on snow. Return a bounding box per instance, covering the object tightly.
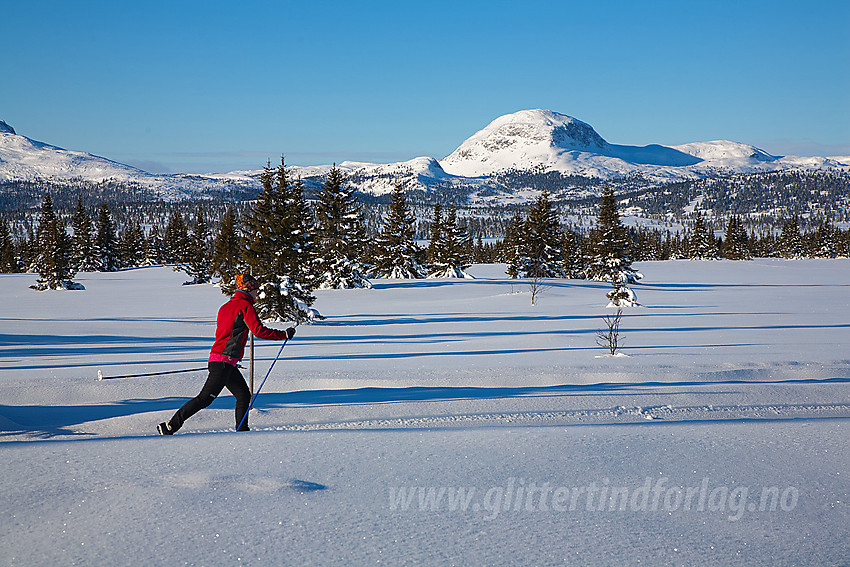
[2,377,848,441]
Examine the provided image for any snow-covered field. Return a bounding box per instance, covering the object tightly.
[1,260,848,566]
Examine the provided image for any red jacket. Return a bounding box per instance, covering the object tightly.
[210,290,288,362]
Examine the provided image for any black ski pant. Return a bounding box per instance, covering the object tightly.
[168,361,251,432]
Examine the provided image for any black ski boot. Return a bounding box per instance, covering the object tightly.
[157,421,175,435]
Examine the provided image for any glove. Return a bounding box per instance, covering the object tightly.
[285,327,296,340]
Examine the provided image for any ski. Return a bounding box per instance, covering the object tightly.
[97,367,207,381]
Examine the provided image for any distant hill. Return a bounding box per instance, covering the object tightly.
[2,111,848,207]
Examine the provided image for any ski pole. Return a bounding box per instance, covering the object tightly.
[236,339,287,432]
[97,367,207,380]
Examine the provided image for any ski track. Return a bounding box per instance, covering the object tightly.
[202,402,850,434]
[5,395,850,441]
[3,367,849,441]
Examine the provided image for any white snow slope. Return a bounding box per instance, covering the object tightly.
[0,122,258,200]
[1,260,849,566]
[440,110,850,182]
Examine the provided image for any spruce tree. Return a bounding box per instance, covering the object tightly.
[0,217,18,273]
[561,228,586,279]
[503,213,525,278]
[163,211,189,265]
[31,194,79,290]
[779,215,804,258]
[95,203,120,272]
[21,227,37,271]
[428,204,472,278]
[211,207,242,294]
[144,226,165,266]
[606,271,638,308]
[243,158,319,322]
[179,204,213,284]
[812,221,836,258]
[71,197,99,272]
[734,216,750,260]
[473,234,488,264]
[720,215,750,260]
[518,191,564,278]
[840,227,850,257]
[120,219,147,269]
[371,183,426,279]
[586,187,641,283]
[426,203,444,267]
[314,165,371,289]
[688,213,718,260]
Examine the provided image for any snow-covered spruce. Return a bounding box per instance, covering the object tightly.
[242,158,321,322]
[314,165,372,289]
[177,203,213,285]
[427,203,474,279]
[371,183,427,279]
[29,193,82,291]
[585,186,642,286]
[688,212,718,260]
[606,271,638,308]
[505,192,566,279]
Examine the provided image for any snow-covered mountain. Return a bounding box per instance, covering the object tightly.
[441,110,699,177]
[0,120,152,182]
[0,120,258,200]
[439,109,849,182]
[2,111,848,203]
[329,156,470,194]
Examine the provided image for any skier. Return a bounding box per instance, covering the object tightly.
[157,273,295,434]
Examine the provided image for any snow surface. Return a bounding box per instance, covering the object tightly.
[1,260,849,565]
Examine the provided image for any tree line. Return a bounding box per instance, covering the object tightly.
[4,162,850,316]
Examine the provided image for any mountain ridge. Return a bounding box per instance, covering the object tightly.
[2,110,848,203]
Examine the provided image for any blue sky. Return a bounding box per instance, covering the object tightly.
[2,0,848,174]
